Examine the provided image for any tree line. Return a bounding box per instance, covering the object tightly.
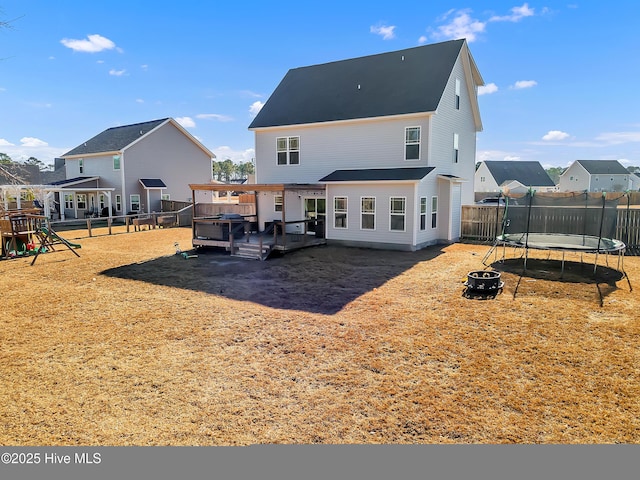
[211,159,255,182]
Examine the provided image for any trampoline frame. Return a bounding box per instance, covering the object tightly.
[480,190,632,301]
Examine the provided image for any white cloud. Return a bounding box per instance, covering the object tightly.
[140,64,148,71]
[249,101,264,117]
[0,139,15,146]
[196,113,233,122]
[476,150,518,162]
[61,34,117,53]
[432,4,536,42]
[512,80,537,89]
[135,99,144,104]
[489,3,535,22]
[503,155,521,161]
[109,69,127,76]
[370,25,396,40]
[212,146,255,164]
[595,131,640,145]
[542,130,570,141]
[478,83,499,95]
[20,137,49,147]
[432,10,486,42]
[176,117,196,128]
[239,90,263,99]
[418,35,428,44]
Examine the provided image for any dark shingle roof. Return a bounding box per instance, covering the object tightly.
[62,118,169,157]
[48,176,99,186]
[319,167,435,182]
[483,161,555,187]
[249,40,466,128]
[576,160,629,175]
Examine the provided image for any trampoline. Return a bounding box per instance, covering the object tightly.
[482,190,631,300]
[496,233,625,253]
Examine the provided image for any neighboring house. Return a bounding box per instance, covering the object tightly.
[54,118,215,219]
[629,172,640,191]
[557,160,634,192]
[475,160,556,195]
[0,163,42,185]
[248,39,484,250]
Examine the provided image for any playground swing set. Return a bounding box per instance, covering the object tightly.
[0,213,81,265]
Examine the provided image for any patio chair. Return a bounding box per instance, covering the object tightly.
[84,206,98,218]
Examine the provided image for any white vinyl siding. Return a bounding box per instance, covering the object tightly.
[429,54,479,206]
[325,184,416,247]
[253,116,432,184]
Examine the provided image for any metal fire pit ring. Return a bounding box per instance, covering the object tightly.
[465,270,504,291]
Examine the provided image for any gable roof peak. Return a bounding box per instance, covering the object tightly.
[249,39,478,129]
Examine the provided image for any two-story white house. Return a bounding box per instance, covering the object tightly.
[247,39,484,251]
[54,118,215,219]
[557,160,633,193]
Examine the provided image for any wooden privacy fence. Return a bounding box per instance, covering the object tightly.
[461,205,640,251]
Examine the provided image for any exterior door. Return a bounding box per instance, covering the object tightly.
[304,197,326,235]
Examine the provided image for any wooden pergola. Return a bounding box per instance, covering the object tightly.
[188,183,327,259]
[189,182,325,226]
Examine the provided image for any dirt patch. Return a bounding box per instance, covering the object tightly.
[1,227,638,445]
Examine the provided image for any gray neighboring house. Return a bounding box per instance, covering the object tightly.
[475,160,556,195]
[249,39,484,250]
[557,160,634,192]
[56,118,215,219]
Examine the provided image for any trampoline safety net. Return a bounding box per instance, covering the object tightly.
[501,191,621,241]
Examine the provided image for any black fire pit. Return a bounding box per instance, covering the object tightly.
[465,270,504,291]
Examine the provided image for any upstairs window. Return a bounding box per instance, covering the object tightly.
[277,136,300,165]
[455,78,461,110]
[79,158,84,174]
[113,155,121,170]
[405,127,420,161]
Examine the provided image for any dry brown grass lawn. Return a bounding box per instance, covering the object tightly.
[1,226,638,445]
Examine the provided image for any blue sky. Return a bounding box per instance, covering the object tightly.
[1,1,639,170]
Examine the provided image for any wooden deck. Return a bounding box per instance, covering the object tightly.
[192,216,326,260]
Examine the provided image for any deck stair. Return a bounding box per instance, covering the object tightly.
[230,241,273,261]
